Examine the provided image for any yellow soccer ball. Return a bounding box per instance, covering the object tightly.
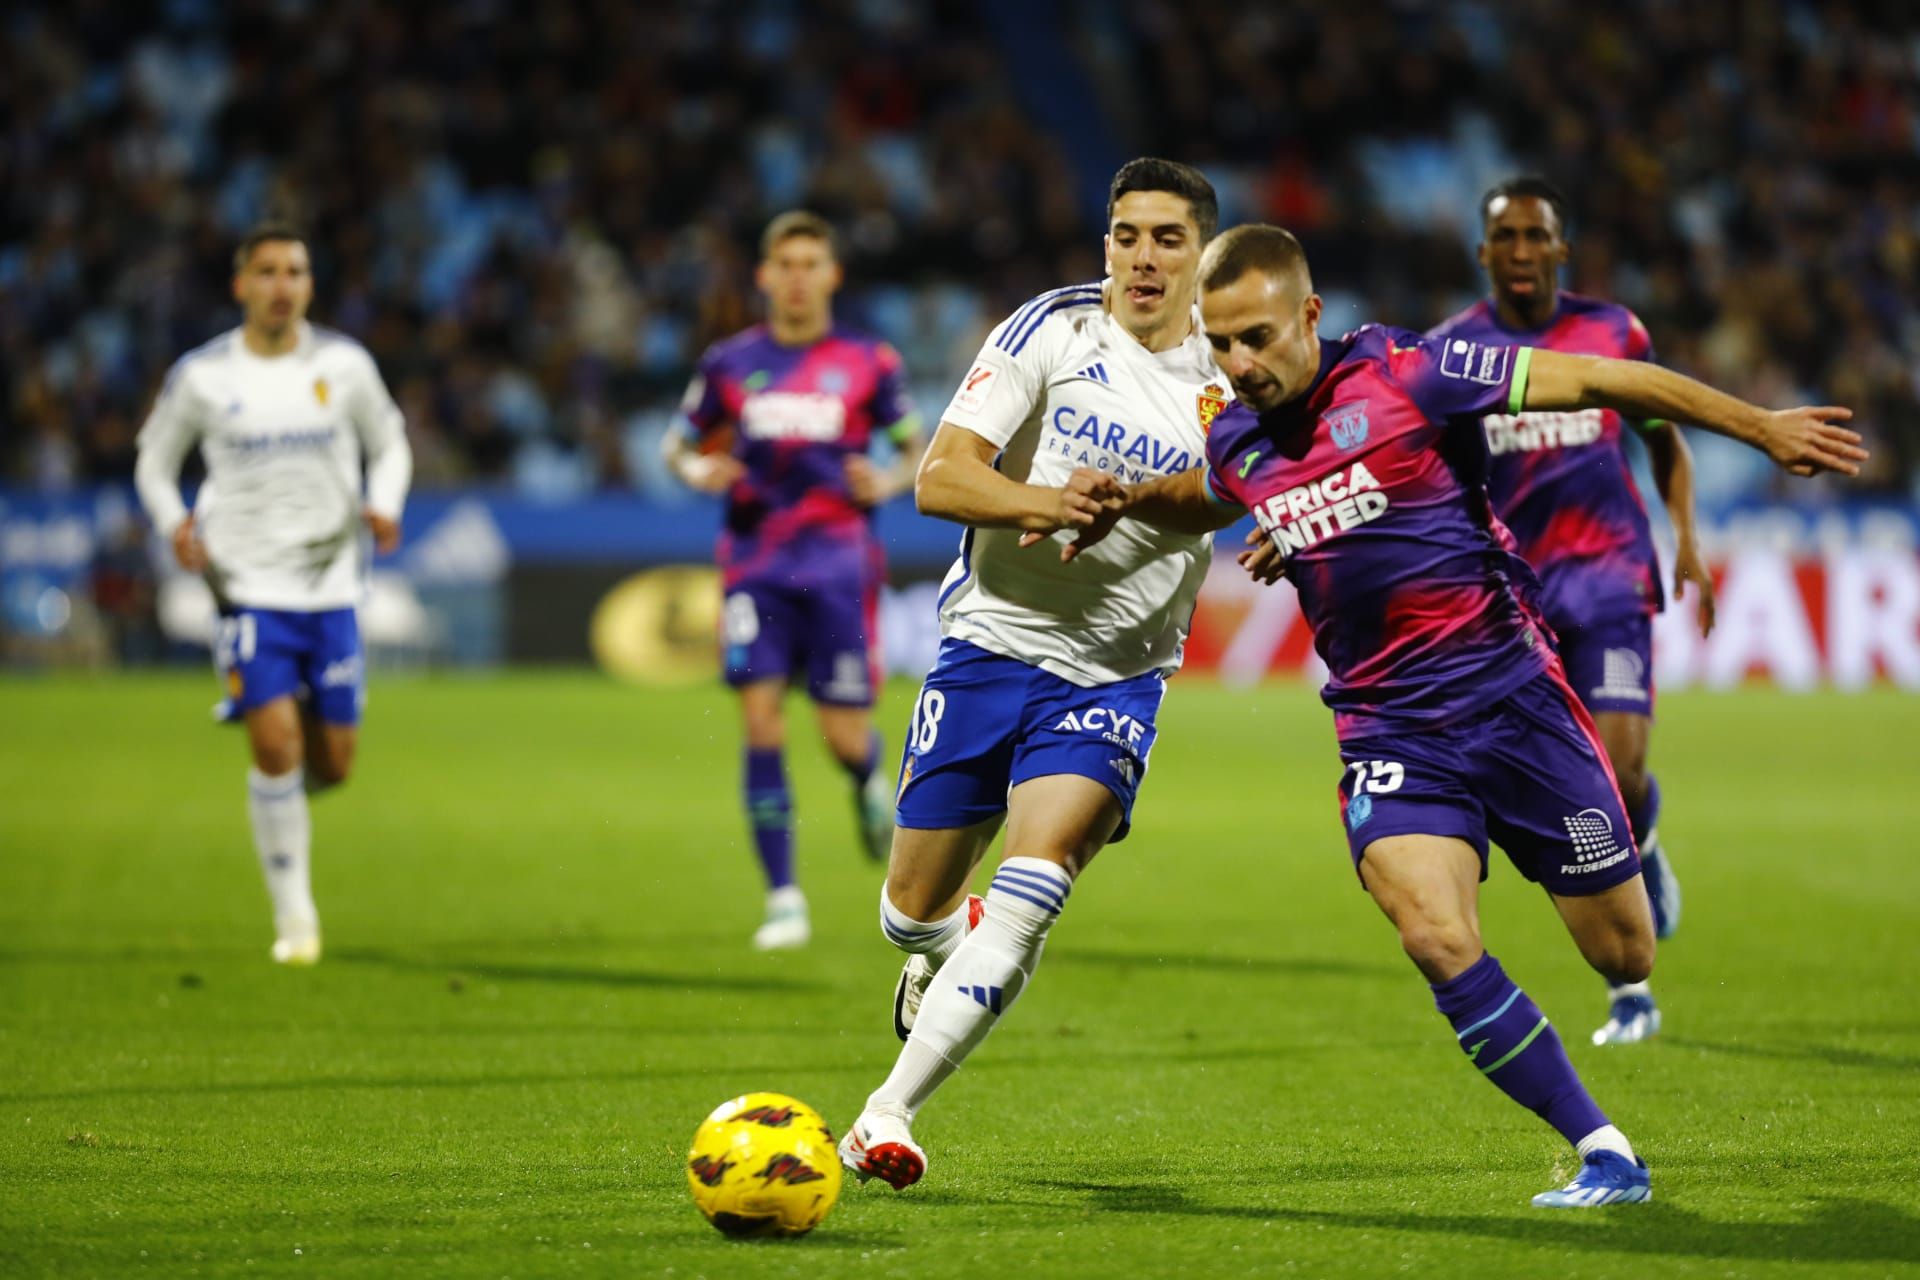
[686,1092,843,1238]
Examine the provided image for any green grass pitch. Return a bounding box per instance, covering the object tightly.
[3,673,1918,1278]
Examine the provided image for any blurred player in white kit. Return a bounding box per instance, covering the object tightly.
[135,222,412,965]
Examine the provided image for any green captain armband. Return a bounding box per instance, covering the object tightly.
[886,414,925,446]
[1506,346,1534,415]
[1632,417,1672,435]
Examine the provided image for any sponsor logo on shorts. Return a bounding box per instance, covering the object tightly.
[319,655,363,688]
[822,652,871,702]
[1052,707,1147,750]
[1561,807,1631,876]
[1592,647,1649,703]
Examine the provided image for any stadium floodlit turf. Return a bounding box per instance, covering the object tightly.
[2,672,1917,1278]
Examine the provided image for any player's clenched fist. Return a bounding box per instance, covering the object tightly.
[171,514,209,572]
[1055,467,1126,527]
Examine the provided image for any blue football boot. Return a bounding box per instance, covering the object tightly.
[1592,986,1661,1046]
[1532,1150,1651,1208]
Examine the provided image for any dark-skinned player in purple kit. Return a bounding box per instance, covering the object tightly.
[1052,225,1865,1208]
[665,211,926,951]
[1430,177,1714,1046]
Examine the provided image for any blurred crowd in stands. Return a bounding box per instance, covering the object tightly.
[3,0,1916,504]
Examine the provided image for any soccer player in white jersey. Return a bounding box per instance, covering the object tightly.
[838,159,1247,1190]
[134,223,412,966]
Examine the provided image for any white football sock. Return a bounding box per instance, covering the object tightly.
[1606,980,1653,1000]
[1576,1124,1636,1162]
[247,767,314,929]
[867,857,1071,1119]
[878,888,972,970]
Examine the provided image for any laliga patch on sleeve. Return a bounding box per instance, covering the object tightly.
[952,363,996,414]
[1439,339,1510,386]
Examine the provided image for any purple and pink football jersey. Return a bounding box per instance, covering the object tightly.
[1204,326,1551,737]
[1427,294,1662,631]
[680,324,917,587]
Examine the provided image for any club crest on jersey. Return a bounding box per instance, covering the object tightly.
[312,378,329,406]
[818,369,849,394]
[1323,402,1369,451]
[1197,383,1228,435]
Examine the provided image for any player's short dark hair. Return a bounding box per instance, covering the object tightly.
[760,210,838,260]
[1107,158,1219,242]
[233,221,307,272]
[1198,224,1313,295]
[1480,177,1570,236]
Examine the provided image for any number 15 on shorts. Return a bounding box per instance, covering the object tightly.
[1346,759,1405,795]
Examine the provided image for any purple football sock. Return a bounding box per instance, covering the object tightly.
[744,748,793,890]
[1432,952,1608,1146]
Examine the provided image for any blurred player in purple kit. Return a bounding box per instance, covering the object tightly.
[1071,224,1863,1207]
[665,211,925,950]
[1431,177,1715,1045]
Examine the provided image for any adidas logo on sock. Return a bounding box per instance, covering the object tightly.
[959,984,1003,1013]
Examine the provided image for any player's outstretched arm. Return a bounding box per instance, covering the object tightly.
[916,421,1122,532]
[1522,350,1867,478]
[1018,466,1243,561]
[1641,421,1715,636]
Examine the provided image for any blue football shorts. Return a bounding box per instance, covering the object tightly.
[893,638,1165,842]
[213,606,364,725]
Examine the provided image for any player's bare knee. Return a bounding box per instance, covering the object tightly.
[1393,914,1481,979]
[883,876,953,926]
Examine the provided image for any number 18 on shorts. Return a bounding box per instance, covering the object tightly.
[893,639,1166,842]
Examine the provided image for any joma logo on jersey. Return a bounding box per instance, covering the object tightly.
[1052,706,1147,747]
[1251,460,1390,556]
[740,391,846,442]
[1482,410,1606,455]
[1049,406,1194,474]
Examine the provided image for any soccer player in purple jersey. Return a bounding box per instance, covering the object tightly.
[1061,225,1864,1207]
[665,211,926,950]
[1431,177,1716,1046]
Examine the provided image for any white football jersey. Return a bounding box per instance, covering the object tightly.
[935,282,1232,687]
[134,323,412,612]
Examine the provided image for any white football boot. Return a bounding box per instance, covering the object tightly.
[893,893,984,1040]
[271,915,322,966]
[838,1105,926,1189]
[752,886,810,951]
